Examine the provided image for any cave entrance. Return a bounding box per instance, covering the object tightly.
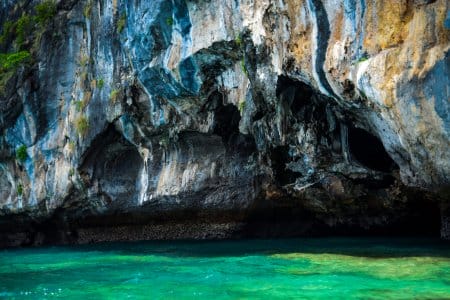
[81,125,144,206]
[100,146,143,205]
[270,145,302,185]
[276,76,315,116]
[348,127,398,172]
[211,92,256,156]
[213,103,240,141]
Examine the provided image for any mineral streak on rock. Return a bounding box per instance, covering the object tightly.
[0,0,448,246]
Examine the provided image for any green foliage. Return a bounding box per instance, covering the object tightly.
[35,0,57,26]
[17,183,23,196]
[97,78,104,89]
[16,15,34,48]
[0,1,56,51]
[16,145,28,162]
[240,58,247,76]
[83,0,92,18]
[0,51,29,95]
[166,17,173,26]
[357,56,368,63]
[75,116,89,136]
[235,34,242,47]
[238,99,246,114]
[0,70,14,95]
[110,89,119,103]
[117,13,127,33]
[68,168,75,177]
[0,51,31,70]
[0,1,58,96]
[0,20,15,46]
[74,100,85,112]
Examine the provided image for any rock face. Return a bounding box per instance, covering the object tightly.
[0,0,448,246]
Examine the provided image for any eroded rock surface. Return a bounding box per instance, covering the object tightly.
[0,0,448,246]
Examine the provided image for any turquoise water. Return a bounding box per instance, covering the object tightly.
[0,238,449,299]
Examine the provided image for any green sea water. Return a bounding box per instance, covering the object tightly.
[0,238,449,299]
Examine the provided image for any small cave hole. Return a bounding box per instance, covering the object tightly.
[270,145,302,185]
[213,102,256,156]
[348,127,399,172]
[276,76,315,115]
[213,103,241,141]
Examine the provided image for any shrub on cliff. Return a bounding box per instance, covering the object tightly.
[15,15,34,48]
[17,183,23,196]
[35,0,57,26]
[83,0,92,18]
[117,14,127,33]
[110,89,120,103]
[0,51,31,71]
[0,51,30,96]
[0,1,56,96]
[0,21,15,47]
[16,145,28,162]
[75,116,89,136]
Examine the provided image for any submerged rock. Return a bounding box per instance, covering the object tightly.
[0,0,448,246]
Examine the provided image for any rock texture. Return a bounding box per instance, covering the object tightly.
[0,0,449,246]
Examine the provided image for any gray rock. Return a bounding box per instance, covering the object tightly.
[0,0,448,246]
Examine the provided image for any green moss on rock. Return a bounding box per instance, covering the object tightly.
[16,145,28,162]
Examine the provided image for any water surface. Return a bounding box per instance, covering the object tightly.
[0,238,449,299]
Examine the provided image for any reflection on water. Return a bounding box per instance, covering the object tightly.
[0,238,449,299]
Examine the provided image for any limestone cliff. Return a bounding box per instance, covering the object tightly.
[0,0,449,246]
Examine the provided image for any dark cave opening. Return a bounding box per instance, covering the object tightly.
[100,147,143,204]
[276,75,315,116]
[270,145,302,185]
[348,127,399,172]
[81,124,144,206]
[213,103,241,141]
[276,75,338,147]
[212,94,257,156]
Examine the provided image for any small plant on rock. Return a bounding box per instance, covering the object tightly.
[16,14,34,48]
[238,99,246,114]
[358,56,368,63]
[74,99,84,112]
[0,20,15,46]
[83,0,93,19]
[17,183,23,196]
[240,58,248,76]
[16,145,28,162]
[75,116,89,136]
[97,78,104,89]
[0,51,31,70]
[117,13,127,33]
[35,0,57,26]
[235,34,242,47]
[357,53,369,63]
[110,89,119,103]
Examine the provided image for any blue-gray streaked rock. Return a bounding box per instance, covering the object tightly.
[0,0,448,246]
